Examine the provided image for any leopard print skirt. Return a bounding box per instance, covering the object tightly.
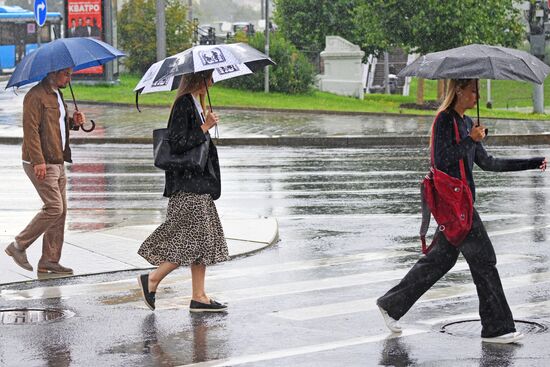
[138,192,229,266]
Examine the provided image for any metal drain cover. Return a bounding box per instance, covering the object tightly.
[0,309,74,325]
[439,319,547,337]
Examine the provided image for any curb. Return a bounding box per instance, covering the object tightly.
[2,135,550,147]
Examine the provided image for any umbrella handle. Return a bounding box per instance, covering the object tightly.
[203,77,213,113]
[203,77,219,139]
[135,91,141,112]
[473,79,489,137]
[68,82,79,111]
[80,119,96,133]
[68,81,95,132]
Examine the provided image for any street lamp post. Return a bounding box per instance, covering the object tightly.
[156,0,166,61]
[528,0,547,113]
[264,0,270,93]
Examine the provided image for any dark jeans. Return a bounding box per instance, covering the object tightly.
[377,209,516,338]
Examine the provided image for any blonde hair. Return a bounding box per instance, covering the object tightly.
[174,70,213,112]
[436,79,473,114]
[430,79,474,146]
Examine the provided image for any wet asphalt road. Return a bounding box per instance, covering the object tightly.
[1,141,550,366]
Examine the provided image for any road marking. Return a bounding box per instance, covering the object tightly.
[180,329,426,367]
[270,268,550,321]
[490,223,550,237]
[152,254,527,310]
[0,250,410,301]
[180,300,550,366]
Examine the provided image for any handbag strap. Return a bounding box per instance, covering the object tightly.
[166,94,187,129]
[430,113,468,183]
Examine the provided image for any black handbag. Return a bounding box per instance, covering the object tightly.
[153,98,210,172]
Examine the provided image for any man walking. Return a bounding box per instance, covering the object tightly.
[4,68,85,274]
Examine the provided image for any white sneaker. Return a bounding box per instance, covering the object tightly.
[378,305,402,333]
[482,331,524,344]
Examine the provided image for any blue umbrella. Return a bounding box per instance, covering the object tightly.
[6,37,125,88]
[6,37,125,132]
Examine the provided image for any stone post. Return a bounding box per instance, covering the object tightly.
[318,36,365,99]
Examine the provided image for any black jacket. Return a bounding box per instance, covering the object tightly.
[433,109,543,202]
[163,94,221,200]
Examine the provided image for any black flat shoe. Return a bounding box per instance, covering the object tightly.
[137,274,156,311]
[189,299,227,313]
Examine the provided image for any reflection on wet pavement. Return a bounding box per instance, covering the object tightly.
[1,141,550,365]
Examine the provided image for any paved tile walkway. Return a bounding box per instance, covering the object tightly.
[1,218,279,285]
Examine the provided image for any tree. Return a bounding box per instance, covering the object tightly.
[354,0,523,55]
[118,0,192,74]
[221,32,315,94]
[353,0,524,103]
[274,0,360,55]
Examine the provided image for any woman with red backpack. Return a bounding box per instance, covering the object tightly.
[376,79,547,344]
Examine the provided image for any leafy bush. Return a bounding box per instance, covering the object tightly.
[118,0,192,74]
[221,32,315,94]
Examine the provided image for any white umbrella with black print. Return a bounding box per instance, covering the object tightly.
[134,43,274,109]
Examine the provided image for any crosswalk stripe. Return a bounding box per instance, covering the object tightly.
[0,250,410,301]
[0,252,535,306]
[490,223,550,237]
[270,269,550,321]
[179,329,426,367]
[178,300,550,366]
[151,254,526,310]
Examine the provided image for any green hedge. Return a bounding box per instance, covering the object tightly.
[221,32,315,94]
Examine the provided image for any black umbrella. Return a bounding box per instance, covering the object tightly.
[398,44,550,124]
[399,44,550,83]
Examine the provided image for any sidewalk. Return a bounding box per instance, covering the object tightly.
[1,217,279,285]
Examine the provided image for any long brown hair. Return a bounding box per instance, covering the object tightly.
[174,70,213,111]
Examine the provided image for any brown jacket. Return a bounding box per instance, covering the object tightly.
[22,80,74,165]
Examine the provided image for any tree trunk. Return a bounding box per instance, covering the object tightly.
[416,78,425,105]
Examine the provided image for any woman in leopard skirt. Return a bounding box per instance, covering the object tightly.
[137,70,229,313]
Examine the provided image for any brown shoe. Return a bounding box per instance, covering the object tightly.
[37,261,73,274]
[5,242,33,271]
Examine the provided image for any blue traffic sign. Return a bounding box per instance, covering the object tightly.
[34,0,47,27]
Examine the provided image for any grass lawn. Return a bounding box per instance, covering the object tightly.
[72,74,550,120]
[409,78,550,109]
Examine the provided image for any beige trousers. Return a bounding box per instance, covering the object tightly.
[15,163,67,263]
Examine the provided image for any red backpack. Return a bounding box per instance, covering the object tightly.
[420,115,474,254]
